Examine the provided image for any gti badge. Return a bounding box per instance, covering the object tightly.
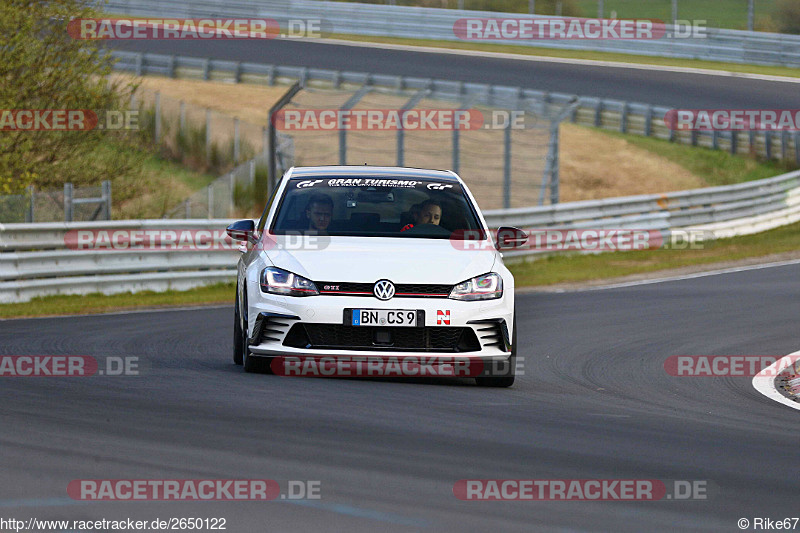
[373,280,395,301]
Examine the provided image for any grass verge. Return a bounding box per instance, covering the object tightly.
[588,127,798,187]
[0,282,234,320]
[509,220,800,286]
[3,220,800,318]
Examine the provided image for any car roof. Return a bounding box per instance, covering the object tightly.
[287,166,461,182]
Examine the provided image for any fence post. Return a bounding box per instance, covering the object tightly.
[234,118,240,164]
[503,119,512,209]
[26,185,34,223]
[205,109,212,163]
[179,100,186,133]
[102,180,112,220]
[154,91,161,144]
[185,199,190,218]
[64,182,73,222]
[268,82,304,195]
[229,172,235,215]
[207,185,214,219]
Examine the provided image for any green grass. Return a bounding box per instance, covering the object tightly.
[509,220,800,286]
[575,0,779,31]
[591,127,798,186]
[0,282,235,319]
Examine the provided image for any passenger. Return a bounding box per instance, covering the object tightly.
[304,193,334,232]
[401,199,442,231]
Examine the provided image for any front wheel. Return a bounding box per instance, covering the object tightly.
[475,316,516,388]
[233,283,243,365]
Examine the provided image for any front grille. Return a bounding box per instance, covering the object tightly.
[315,281,452,298]
[283,323,481,352]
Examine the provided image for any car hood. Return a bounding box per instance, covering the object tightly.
[263,235,497,284]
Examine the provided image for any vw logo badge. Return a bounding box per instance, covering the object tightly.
[373,280,395,301]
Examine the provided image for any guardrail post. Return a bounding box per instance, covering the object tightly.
[712,130,719,150]
[267,65,275,86]
[594,99,603,127]
[64,183,73,222]
[730,131,738,154]
[234,118,240,164]
[690,130,699,147]
[620,102,628,133]
[644,105,653,136]
[749,130,756,153]
[234,61,242,83]
[168,55,176,78]
[203,58,210,80]
[154,91,161,144]
[102,180,111,220]
[135,53,143,76]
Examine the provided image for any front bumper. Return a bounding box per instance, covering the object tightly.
[246,294,513,360]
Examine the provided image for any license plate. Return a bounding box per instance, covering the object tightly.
[351,309,419,327]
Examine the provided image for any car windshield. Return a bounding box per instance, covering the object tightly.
[270,176,484,239]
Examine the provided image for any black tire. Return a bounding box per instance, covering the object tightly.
[233,283,243,365]
[241,291,272,374]
[475,316,516,388]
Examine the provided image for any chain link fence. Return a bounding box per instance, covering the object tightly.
[0,182,111,223]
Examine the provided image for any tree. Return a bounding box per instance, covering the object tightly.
[0,0,133,194]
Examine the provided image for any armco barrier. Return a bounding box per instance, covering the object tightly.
[1,170,799,303]
[102,0,800,68]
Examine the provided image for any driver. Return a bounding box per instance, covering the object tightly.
[401,199,442,231]
[304,193,334,232]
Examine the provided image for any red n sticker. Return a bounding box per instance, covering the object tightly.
[437,310,450,325]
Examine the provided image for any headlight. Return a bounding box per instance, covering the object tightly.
[260,267,319,296]
[449,273,503,301]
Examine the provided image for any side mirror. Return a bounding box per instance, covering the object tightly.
[496,226,528,250]
[226,219,255,242]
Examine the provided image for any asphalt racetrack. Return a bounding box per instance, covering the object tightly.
[109,38,800,109]
[1,263,798,532]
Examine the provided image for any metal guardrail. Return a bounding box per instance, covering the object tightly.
[2,170,799,302]
[109,51,800,165]
[103,0,800,68]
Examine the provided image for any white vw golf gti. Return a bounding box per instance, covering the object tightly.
[227,166,527,387]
